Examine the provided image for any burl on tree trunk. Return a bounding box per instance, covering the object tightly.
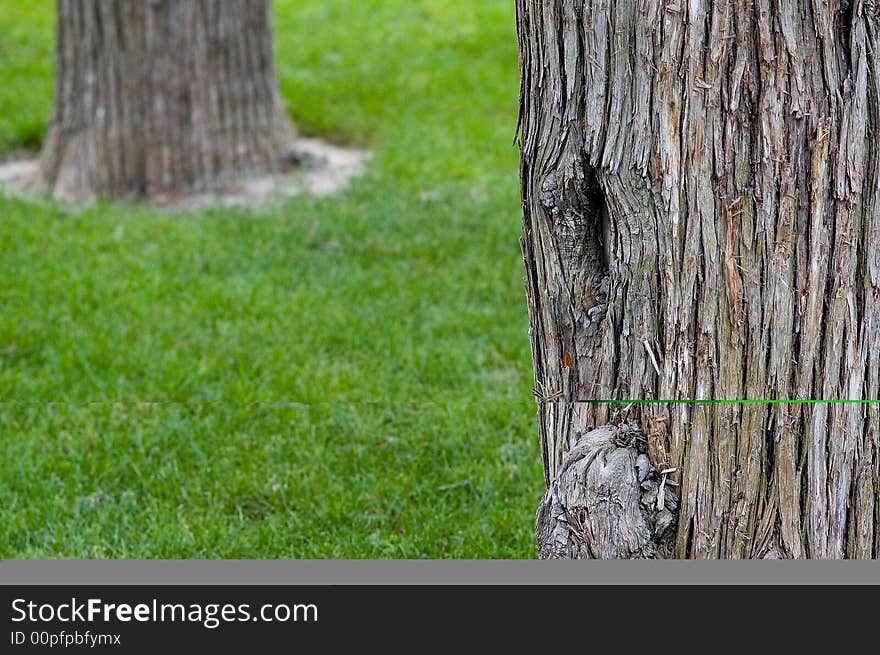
[32,0,296,202]
[518,1,880,558]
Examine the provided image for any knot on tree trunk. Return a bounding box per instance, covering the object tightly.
[536,423,678,559]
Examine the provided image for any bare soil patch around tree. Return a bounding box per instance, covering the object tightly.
[0,137,369,211]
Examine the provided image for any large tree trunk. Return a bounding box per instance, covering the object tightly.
[32,0,296,202]
[518,1,880,558]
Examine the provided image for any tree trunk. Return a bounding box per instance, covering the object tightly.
[518,0,880,558]
[32,0,296,202]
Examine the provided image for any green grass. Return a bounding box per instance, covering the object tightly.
[0,1,541,557]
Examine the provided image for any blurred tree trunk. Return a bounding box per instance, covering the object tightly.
[518,1,880,558]
[32,0,295,202]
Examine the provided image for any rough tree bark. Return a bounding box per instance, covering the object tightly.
[31,0,296,202]
[518,0,880,558]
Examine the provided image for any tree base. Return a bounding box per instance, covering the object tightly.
[0,138,368,210]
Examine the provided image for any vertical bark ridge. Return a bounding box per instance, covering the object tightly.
[519,0,880,558]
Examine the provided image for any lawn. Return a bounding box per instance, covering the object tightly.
[0,0,541,557]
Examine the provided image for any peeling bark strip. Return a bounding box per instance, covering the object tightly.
[517,1,880,558]
[33,0,296,202]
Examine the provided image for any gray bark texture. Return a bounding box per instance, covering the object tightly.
[33,0,296,202]
[518,0,880,558]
